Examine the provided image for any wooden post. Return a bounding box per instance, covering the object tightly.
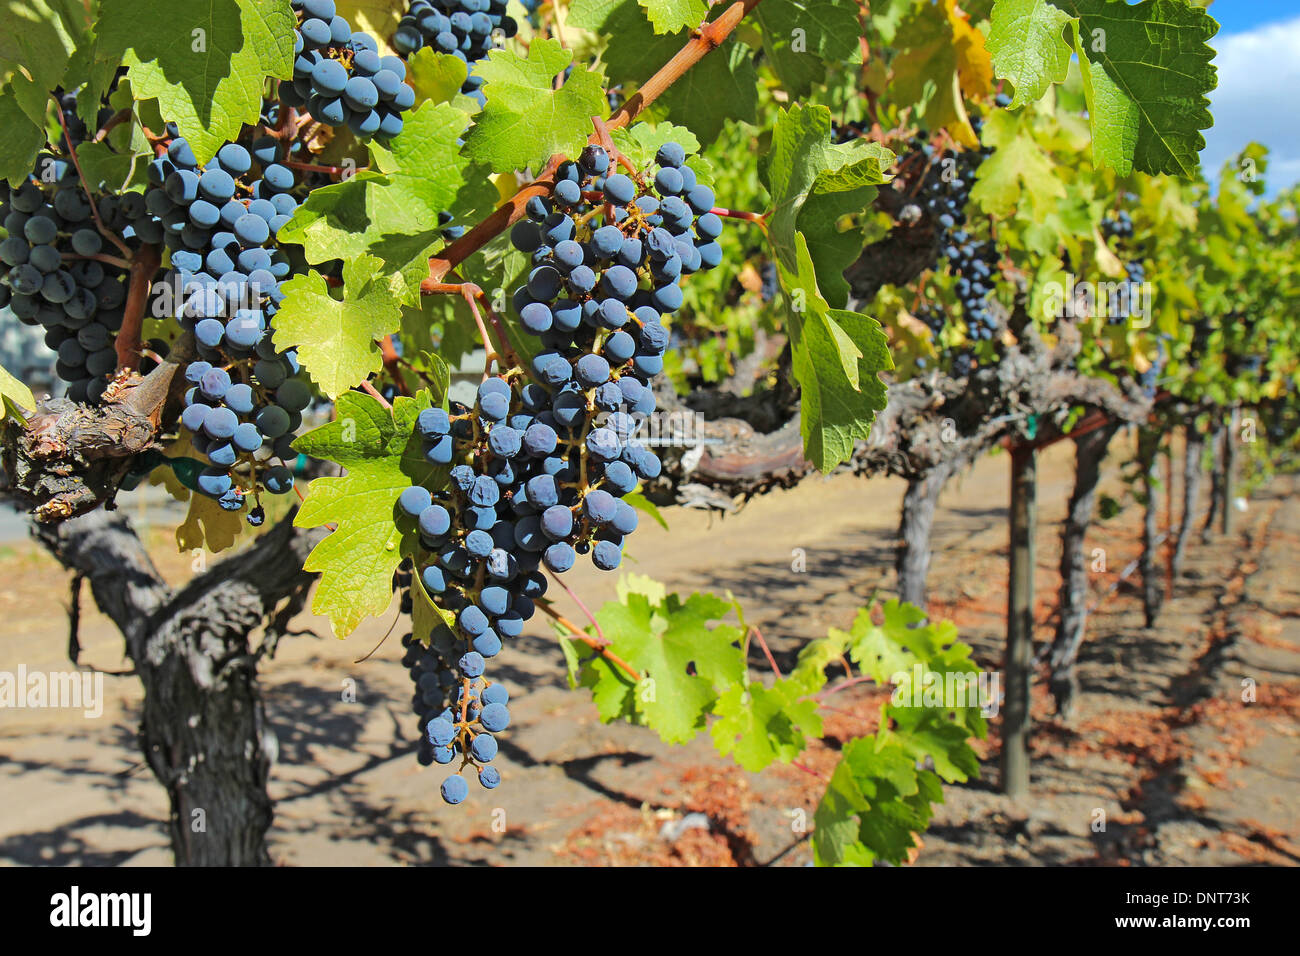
[1001,443,1036,798]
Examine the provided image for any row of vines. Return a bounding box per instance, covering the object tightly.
[0,0,1295,866]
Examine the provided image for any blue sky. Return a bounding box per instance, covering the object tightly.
[1200,1,1300,193]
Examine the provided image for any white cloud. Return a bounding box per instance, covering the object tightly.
[1201,16,1300,193]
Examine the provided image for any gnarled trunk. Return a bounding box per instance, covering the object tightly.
[34,509,324,865]
[895,461,956,611]
[1138,428,1162,628]
[1172,423,1203,578]
[1046,422,1119,719]
[1202,415,1225,543]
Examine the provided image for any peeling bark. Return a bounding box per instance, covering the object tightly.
[896,460,957,610]
[1138,428,1163,628]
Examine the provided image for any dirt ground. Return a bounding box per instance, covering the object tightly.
[1,435,1296,867]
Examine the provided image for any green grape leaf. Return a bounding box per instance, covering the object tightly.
[760,104,893,297]
[0,363,37,423]
[0,90,47,186]
[986,0,1073,108]
[279,101,479,303]
[987,0,1217,177]
[775,233,891,471]
[336,0,403,57]
[97,0,296,166]
[709,678,823,772]
[969,109,1065,218]
[751,0,862,99]
[273,255,402,399]
[813,739,928,866]
[610,121,700,169]
[293,391,436,638]
[0,0,86,130]
[412,562,457,642]
[637,0,707,34]
[462,37,607,174]
[592,590,745,743]
[406,48,470,108]
[74,141,141,194]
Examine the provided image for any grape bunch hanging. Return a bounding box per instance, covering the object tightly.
[397,141,723,803]
[146,134,311,517]
[0,89,161,405]
[392,0,519,106]
[283,0,416,143]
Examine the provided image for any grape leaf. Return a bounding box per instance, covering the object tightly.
[986,0,1074,107]
[590,590,745,743]
[0,0,86,130]
[709,678,823,772]
[0,89,47,186]
[405,48,470,108]
[75,141,141,194]
[279,101,481,303]
[463,37,607,174]
[96,0,296,166]
[888,0,981,148]
[759,104,893,299]
[969,109,1065,218]
[273,255,402,399]
[336,0,402,57]
[775,233,891,471]
[987,0,1217,177]
[176,492,245,554]
[293,391,436,638]
[751,0,862,99]
[0,362,36,423]
[637,0,707,34]
[813,737,937,866]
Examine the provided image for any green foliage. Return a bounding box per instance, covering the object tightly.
[463,38,607,173]
[293,391,439,637]
[273,256,403,399]
[98,0,296,166]
[987,0,1218,176]
[0,363,36,423]
[566,581,987,866]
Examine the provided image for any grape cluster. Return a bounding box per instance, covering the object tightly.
[1101,210,1135,241]
[282,0,415,143]
[399,142,721,803]
[146,135,309,514]
[1101,211,1145,326]
[392,0,518,105]
[941,231,1000,342]
[0,152,143,404]
[914,141,987,232]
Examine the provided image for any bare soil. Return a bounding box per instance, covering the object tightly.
[1,438,1295,867]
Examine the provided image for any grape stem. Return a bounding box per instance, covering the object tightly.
[63,251,133,271]
[359,379,392,410]
[49,94,135,260]
[424,280,522,371]
[546,568,606,645]
[92,108,133,144]
[534,600,642,682]
[114,243,162,372]
[379,335,411,397]
[421,0,765,286]
[749,624,782,678]
[710,206,767,226]
[283,159,362,178]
